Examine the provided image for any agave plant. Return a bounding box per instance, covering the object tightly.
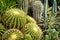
[2,29,24,40]
[22,23,43,40]
[2,8,27,29]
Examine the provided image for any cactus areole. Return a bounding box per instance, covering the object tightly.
[2,8,26,29]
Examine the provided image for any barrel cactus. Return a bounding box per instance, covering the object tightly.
[26,15,36,23]
[2,29,24,40]
[22,23,43,40]
[2,8,26,29]
[24,34,33,40]
[0,23,6,40]
[32,1,44,24]
[17,0,28,14]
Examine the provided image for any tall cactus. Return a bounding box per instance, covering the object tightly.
[17,0,28,14]
[32,1,44,24]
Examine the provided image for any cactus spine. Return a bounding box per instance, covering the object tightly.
[22,23,43,40]
[2,8,26,29]
[32,1,44,24]
[2,29,24,40]
[17,0,28,14]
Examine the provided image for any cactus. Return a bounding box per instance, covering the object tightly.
[0,23,6,40]
[22,23,43,40]
[24,34,33,40]
[2,8,27,29]
[2,29,24,40]
[32,1,44,24]
[43,29,58,40]
[26,15,36,23]
[17,0,28,14]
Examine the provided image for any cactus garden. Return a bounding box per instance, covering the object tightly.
[0,0,60,40]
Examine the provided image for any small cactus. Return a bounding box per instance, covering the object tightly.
[32,1,44,23]
[2,29,24,40]
[2,8,27,29]
[22,23,43,40]
[17,0,28,14]
[24,34,33,40]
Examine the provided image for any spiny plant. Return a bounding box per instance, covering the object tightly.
[2,29,24,40]
[43,29,58,40]
[24,34,33,40]
[32,1,44,24]
[17,0,28,14]
[0,23,6,40]
[2,8,27,29]
[22,23,43,40]
[26,15,36,23]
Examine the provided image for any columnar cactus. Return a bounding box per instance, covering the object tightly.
[2,29,24,40]
[22,23,43,40]
[32,1,44,23]
[17,0,28,14]
[2,8,27,29]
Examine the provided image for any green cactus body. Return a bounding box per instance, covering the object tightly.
[2,29,24,40]
[2,8,26,29]
[24,34,33,40]
[26,15,36,23]
[44,29,58,40]
[22,23,43,40]
[0,23,6,40]
[32,1,44,23]
[17,0,28,14]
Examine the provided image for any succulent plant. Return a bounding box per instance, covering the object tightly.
[22,23,43,40]
[26,15,36,23]
[43,29,58,40]
[32,1,44,24]
[24,34,33,40]
[0,23,6,40]
[17,0,28,14]
[2,29,24,40]
[2,8,27,29]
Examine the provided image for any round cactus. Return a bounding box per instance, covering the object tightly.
[32,1,44,23]
[2,8,26,29]
[22,23,43,40]
[24,34,33,40]
[2,29,24,40]
[26,15,36,23]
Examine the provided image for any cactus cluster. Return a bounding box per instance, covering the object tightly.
[22,23,43,40]
[2,8,27,29]
[2,29,24,40]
